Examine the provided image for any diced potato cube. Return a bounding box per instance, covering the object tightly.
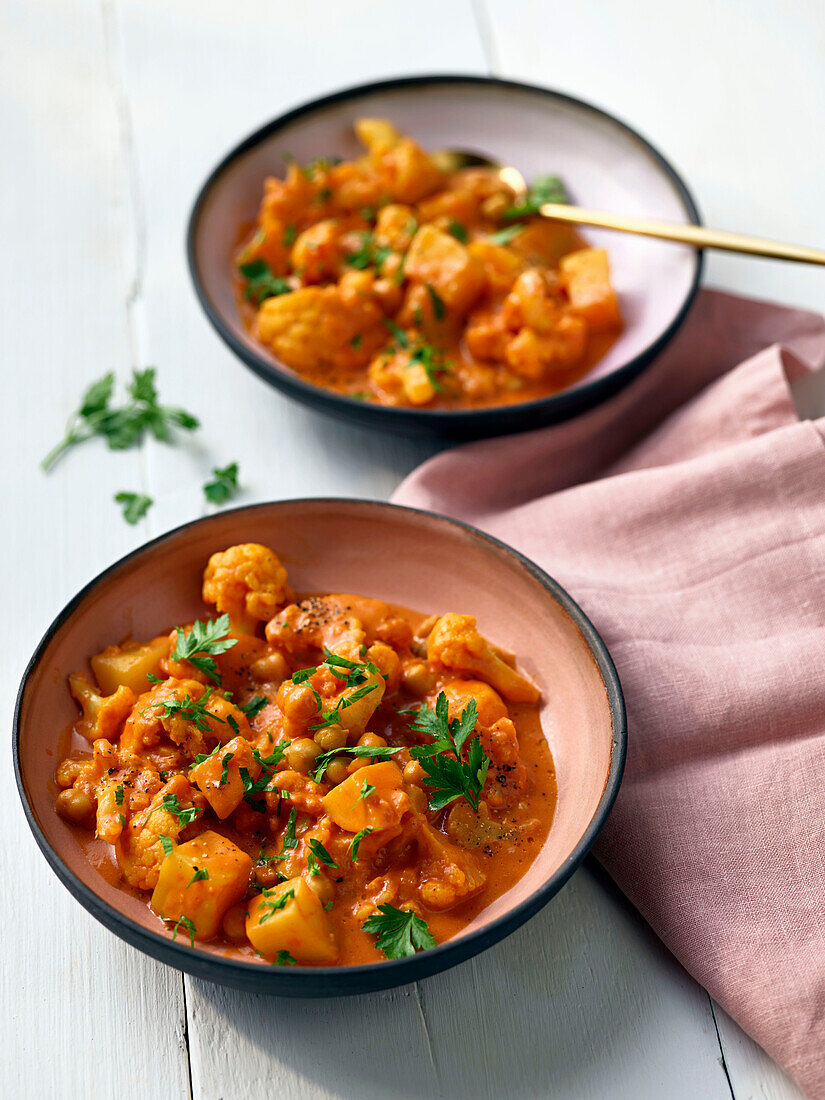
[152,831,253,941]
[190,736,261,820]
[376,139,443,204]
[246,876,339,964]
[91,636,169,696]
[405,225,484,314]
[560,248,622,330]
[322,761,410,833]
[468,240,523,296]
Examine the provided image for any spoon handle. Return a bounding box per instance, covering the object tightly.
[539,203,825,265]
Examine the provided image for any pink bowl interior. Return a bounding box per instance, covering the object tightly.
[192,78,699,398]
[18,500,617,960]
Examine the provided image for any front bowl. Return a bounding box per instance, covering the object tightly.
[15,499,626,994]
[188,73,701,438]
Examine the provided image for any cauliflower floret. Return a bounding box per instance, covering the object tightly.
[68,673,136,743]
[116,775,201,891]
[427,614,540,704]
[203,543,290,634]
[255,285,385,376]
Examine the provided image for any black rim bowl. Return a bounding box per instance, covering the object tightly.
[15,499,627,995]
[187,73,703,440]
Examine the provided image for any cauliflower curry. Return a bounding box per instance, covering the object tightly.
[54,543,556,966]
[236,118,622,410]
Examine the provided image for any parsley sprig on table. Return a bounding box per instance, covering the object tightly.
[114,491,153,525]
[171,614,238,684]
[503,173,568,220]
[407,692,490,811]
[41,368,199,472]
[203,461,240,504]
[362,903,436,959]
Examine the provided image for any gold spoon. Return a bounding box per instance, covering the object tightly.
[433,150,825,265]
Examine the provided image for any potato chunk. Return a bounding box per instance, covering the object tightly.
[256,285,385,374]
[91,636,169,696]
[246,876,339,964]
[404,225,484,314]
[190,736,261,820]
[152,831,253,941]
[560,248,621,330]
[322,761,410,833]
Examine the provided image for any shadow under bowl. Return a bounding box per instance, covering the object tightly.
[15,499,626,994]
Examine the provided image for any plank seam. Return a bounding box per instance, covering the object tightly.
[709,994,737,1099]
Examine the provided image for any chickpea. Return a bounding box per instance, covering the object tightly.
[286,737,322,775]
[403,760,425,785]
[407,786,427,815]
[55,759,81,789]
[56,788,95,827]
[401,659,436,696]
[222,902,249,944]
[249,651,290,683]
[276,681,318,722]
[357,731,387,749]
[305,873,334,907]
[313,723,348,751]
[323,757,350,786]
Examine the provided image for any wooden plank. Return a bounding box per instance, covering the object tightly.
[185,868,732,1100]
[0,1,189,1096]
[713,1008,806,1100]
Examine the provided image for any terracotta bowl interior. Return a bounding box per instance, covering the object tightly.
[192,77,699,402]
[18,501,616,962]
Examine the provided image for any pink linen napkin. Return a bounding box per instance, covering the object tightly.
[392,288,825,1098]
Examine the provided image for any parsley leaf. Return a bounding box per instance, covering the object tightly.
[219,752,234,786]
[345,232,391,271]
[42,368,199,472]
[171,614,238,684]
[258,886,295,923]
[275,950,297,966]
[146,687,225,733]
[407,692,490,811]
[487,225,523,247]
[356,778,375,803]
[159,792,201,826]
[362,903,436,959]
[169,914,197,949]
[186,867,209,888]
[115,783,124,806]
[271,807,298,860]
[384,319,409,348]
[240,695,269,720]
[447,219,468,243]
[425,283,446,321]
[159,834,175,857]
[114,491,153,525]
[238,259,292,304]
[349,826,373,863]
[408,341,451,392]
[308,838,338,871]
[504,173,568,219]
[203,462,240,504]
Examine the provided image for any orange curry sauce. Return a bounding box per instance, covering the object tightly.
[234,118,622,410]
[54,543,556,966]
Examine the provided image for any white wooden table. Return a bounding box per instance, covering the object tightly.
[3,2,821,1096]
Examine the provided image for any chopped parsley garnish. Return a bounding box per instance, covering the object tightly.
[115,491,153,525]
[203,461,239,504]
[313,744,402,783]
[238,764,280,813]
[504,173,568,219]
[146,687,225,733]
[350,334,363,349]
[240,695,269,720]
[227,714,239,736]
[238,259,292,304]
[349,826,373,863]
[219,752,234,786]
[275,950,297,966]
[307,838,338,877]
[408,692,490,811]
[282,224,296,247]
[146,672,163,685]
[159,834,175,857]
[362,903,436,959]
[193,742,221,766]
[292,649,383,734]
[42,368,199,472]
[384,319,409,348]
[356,778,375,803]
[271,807,298,860]
[257,887,295,923]
[487,225,523,247]
[159,792,201,826]
[115,783,124,806]
[426,284,446,321]
[251,741,289,775]
[345,232,392,271]
[169,915,197,949]
[186,867,209,888]
[409,342,451,392]
[171,614,238,684]
[447,219,468,242]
